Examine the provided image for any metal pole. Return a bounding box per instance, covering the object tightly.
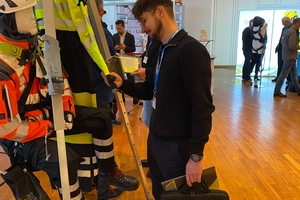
[42,1,70,199]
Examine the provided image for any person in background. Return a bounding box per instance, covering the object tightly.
[242,19,253,85]
[113,19,136,55]
[132,36,161,128]
[274,18,300,97]
[117,0,215,199]
[249,16,268,88]
[273,17,292,83]
[113,20,140,104]
[93,0,121,125]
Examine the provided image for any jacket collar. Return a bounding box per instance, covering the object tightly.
[166,29,187,47]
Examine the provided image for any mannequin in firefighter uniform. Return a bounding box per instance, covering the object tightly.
[0,0,84,199]
[34,0,139,199]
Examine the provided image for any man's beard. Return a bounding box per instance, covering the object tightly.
[150,16,162,42]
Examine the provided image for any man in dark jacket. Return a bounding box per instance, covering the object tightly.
[112,19,140,104]
[242,19,253,84]
[112,20,136,54]
[116,0,215,199]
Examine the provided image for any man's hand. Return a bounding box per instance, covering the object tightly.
[115,44,126,50]
[64,111,74,130]
[185,159,204,187]
[106,72,123,88]
[131,68,146,79]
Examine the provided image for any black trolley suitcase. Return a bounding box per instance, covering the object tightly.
[160,181,229,200]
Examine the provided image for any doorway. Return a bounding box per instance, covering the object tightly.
[236,10,300,78]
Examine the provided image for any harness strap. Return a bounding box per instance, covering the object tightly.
[0,42,36,66]
[18,66,36,120]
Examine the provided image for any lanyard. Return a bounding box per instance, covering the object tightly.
[153,30,179,93]
[145,40,153,56]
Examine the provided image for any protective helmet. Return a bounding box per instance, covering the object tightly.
[283,10,298,21]
[0,0,36,14]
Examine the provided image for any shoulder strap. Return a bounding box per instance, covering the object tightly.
[18,65,36,119]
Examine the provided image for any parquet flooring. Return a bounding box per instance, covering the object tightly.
[1,68,300,199]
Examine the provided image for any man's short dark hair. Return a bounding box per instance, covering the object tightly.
[132,0,173,21]
[115,19,125,27]
[293,17,300,24]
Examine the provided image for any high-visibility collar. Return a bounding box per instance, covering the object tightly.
[0,42,36,65]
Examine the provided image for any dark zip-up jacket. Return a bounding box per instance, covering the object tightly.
[120,29,215,156]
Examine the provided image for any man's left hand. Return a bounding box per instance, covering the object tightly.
[185,159,204,187]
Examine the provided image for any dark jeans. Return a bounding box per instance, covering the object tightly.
[242,50,252,81]
[148,132,187,199]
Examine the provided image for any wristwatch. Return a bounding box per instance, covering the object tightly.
[190,154,203,162]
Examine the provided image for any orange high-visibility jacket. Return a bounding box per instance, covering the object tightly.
[0,34,75,143]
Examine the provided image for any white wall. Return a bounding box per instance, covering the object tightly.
[183,0,300,65]
[104,0,300,65]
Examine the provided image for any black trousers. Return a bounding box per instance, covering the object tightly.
[242,49,252,81]
[66,105,116,173]
[250,53,264,79]
[148,132,189,200]
[1,138,84,199]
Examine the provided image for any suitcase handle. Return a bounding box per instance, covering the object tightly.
[179,180,210,194]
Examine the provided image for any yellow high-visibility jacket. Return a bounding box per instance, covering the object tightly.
[34,0,109,144]
[35,0,109,75]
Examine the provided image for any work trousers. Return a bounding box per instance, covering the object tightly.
[148,132,188,199]
[66,105,116,197]
[1,138,84,200]
[66,105,116,173]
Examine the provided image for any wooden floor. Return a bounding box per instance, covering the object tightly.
[1,68,300,200]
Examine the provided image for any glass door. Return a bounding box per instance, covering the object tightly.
[236,10,300,77]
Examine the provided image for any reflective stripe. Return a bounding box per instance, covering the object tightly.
[77,168,98,178]
[63,133,93,144]
[0,115,21,136]
[71,193,83,200]
[63,78,70,89]
[63,89,72,97]
[93,137,113,147]
[58,179,83,200]
[73,92,97,107]
[25,93,40,104]
[80,156,97,165]
[95,149,114,160]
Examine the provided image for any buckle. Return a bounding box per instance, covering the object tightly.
[19,50,35,66]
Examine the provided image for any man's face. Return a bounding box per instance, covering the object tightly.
[296,22,300,30]
[139,9,162,42]
[116,24,125,35]
[282,19,291,27]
